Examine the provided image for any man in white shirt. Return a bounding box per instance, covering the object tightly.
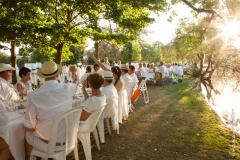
[121,64,133,88]
[93,63,100,72]
[128,65,139,94]
[141,63,149,74]
[0,99,12,160]
[121,64,133,99]
[99,71,118,130]
[0,63,19,102]
[154,62,167,86]
[24,61,77,158]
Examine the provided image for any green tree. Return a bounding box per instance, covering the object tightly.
[131,41,142,62]
[68,44,86,65]
[30,49,54,63]
[0,0,41,83]
[0,52,10,63]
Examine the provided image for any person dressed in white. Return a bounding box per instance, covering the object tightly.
[79,73,106,132]
[0,98,12,160]
[141,63,149,74]
[178,64,184,77]
[99,71,118,130]
[154,62,167,85]
[128,65,139,94]
[120,64,133,119]
[88,55,124,123]
[69,65,80,85]
[173,63,179,75]
[166,63,173,78]
[116,60,122,68]
[0,99,8,125]
[79,66,92,83]
[16,67,32,99]
[93,63,100,72]
[0,63,19,103]
[102,57,111,69]
[24,61,77,158]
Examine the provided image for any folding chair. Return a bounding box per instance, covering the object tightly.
[139,79,149,103]
[30,106,83,160]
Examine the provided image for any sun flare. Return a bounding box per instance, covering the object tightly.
[219,20,240,38]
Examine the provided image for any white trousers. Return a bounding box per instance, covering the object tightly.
[26,132,65,153]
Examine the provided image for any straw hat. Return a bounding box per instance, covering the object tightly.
[0,63,15,72]
[121,64,129,70]
[37,61,62,78]
[97,71,113,79]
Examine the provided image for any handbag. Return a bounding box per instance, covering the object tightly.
[131,88,141,102]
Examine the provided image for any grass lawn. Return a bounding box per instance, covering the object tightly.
[70,76,240,160]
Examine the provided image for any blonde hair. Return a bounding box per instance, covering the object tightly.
[69,65,77,71]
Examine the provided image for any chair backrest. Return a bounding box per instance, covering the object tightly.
[48,106,83,155]
[139,79,147,91]
[79,106,105,133]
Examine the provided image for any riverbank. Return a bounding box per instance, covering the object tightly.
[71,76,240,159]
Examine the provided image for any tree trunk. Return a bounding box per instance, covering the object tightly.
[128,43,132,65]
[95,42,99,59]
[56,42,64,65]
[10,40,17,84]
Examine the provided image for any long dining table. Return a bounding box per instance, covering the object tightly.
[0,110,26,160]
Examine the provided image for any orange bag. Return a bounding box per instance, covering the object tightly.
[131,88,141,102]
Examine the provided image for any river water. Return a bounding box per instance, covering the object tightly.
[200,78,240,133]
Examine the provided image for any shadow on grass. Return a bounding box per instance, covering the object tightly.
[69,77,240,160]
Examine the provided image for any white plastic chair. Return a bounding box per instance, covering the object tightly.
[30,106,83,160]
[78,106,105,160]
[97,99,119,143]
[128,82,137,112]
[139,79,149,103]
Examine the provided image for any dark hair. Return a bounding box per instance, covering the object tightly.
[93,63,99,69]
[88,73,104,89]
[86,66,92,73]
[105,79,113,84]
[121,69,128,73]
[129,65,135,71]
[111,66,121,86]
[19,67,31,78]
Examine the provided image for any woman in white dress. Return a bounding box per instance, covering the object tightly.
[111,66,127,123]
[69,65,79,85]
[16,67,32,99]
[79,73,106,132]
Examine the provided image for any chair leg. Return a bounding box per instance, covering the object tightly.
[92,128,100,150]
[97,118,105,143]
[105,118,111,134]
[74,140,79,160]
[78,133,92,160]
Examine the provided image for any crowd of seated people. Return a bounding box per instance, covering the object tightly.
[135,62,184,85]
[0,58,185,159]
[0,56,143,159]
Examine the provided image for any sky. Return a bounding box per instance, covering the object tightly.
[2,3,191,55]
[146,3,191,44]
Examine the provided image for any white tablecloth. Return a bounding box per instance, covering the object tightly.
[0,111,25,160]
[142,73,154,80]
